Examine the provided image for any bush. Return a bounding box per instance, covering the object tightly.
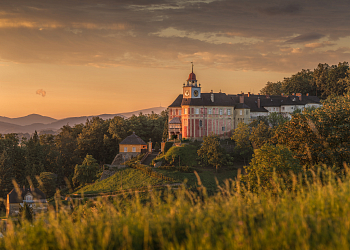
[242,144,303,193]
[164,144,198,167]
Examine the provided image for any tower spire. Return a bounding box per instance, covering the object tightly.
[191,62,194,73]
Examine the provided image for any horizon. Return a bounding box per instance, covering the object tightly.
[1,0,349,119]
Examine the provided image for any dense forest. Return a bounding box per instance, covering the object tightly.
[0,111,167,207]
[260,61,350,99]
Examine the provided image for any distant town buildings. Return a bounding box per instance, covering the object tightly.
[168,67,321,140]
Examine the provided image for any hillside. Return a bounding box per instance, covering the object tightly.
[74,166,238,195]
[75,168,171,195]
[0,106,166,134]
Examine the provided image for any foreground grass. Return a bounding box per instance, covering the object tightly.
[75,168,171,194]
[2,169,350,249]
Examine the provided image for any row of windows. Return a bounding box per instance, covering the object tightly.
[124,147,136,152]
[181,108,232,115]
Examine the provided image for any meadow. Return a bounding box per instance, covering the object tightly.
[2,168,350,249]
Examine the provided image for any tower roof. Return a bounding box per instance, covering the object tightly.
[187,72,196,81]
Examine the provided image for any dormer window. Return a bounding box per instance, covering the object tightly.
[25,194,33,201]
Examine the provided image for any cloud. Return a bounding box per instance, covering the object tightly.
[285,33,326,44]
[36,89,46,97]
[0,0,349,73]
[259,4,302,16]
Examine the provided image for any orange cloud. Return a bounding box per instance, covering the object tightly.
[36,89,46,97]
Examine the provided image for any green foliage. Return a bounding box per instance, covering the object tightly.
[0,150,15,199]
[197,135,225,171]
[260,61,350,99]
[163,142,174,153]
[158,165,196,173]
[38,172,57,198]
[76,167,168,194]
[72,155,100,187]
[164,144,198,167]
[249,121,273,149]
[231,122,253,164]
[273,93,350,167]
[154,142,160,151]
[260,81,283,95]
[242,144,303,193]
[7,168,350,249]
[18,202,33,223]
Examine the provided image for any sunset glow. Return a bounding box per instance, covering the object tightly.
[0,0,349,118]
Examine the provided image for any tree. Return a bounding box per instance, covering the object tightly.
[72,154,100,187]
[38,172,57,198]
[242,144,302,193]
[273,92,350,168]
[260,81,283,95]
[197,135,225,172]
[0,150,15,199]
[267,112,289,128]
[231,122,253,164]
[282,69,315,95]
[249,121,273,149]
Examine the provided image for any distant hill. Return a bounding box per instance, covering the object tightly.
[0,107,166,135]
[0,114,57,126]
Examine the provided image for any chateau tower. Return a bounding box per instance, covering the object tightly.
[183,63,201,99]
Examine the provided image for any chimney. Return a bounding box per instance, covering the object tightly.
[296,93,302,101]
[210,90,214,102]
[248,92,250,97]
[239,93,244,103]
[257,98,261,108]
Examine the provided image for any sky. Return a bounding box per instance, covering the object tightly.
[0,0,349,119]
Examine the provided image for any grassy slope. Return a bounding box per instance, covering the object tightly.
[156,167,238,193]
[75,166,238,195]
[75,168,171,194]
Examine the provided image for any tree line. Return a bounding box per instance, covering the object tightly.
[260,61,350,99]
[0,111,167,206]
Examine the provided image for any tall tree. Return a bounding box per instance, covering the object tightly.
[197,135,224,172]
[231,122,253,164]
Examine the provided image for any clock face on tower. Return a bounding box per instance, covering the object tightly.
[194,90,199,97]
[184,90,190,97]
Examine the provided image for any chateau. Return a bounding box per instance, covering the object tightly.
[168,68,321,140]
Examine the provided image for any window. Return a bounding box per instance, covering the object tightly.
[208,108,212,114]
[179,110,181,115]
[199,120,203,127]
[25,195,33,201]
[291,107,294,110]
[184,108,187,114]
[240,110,242,115]
[173,110,175,115]
[132,147,136,152]
[282,107,285,111]
[219,109,223,115]
[227,109,231,115]
[246,110,249,115]
[195,108,199,114]
[222,127,225,132]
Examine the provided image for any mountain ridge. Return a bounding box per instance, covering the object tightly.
[0,107,166,134]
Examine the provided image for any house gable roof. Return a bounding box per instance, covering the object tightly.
[119,132,147,145]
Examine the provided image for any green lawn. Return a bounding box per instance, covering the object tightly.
[156,167,238,194]
[75,168,172,195]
